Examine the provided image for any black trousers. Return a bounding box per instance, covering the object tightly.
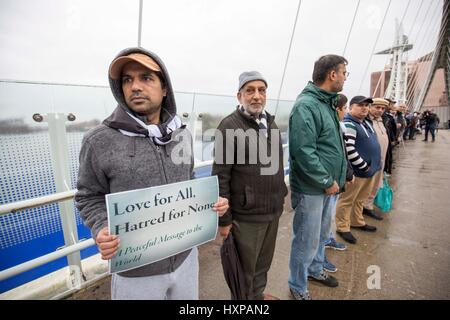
[424,126,436,141]
[384,143,393,174]
[231,218,279,300]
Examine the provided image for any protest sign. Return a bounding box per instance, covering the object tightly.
[106,176,218,273]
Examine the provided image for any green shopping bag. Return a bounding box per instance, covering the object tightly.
[374,174,393,213]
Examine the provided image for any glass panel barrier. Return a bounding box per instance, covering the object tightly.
[0,80,295,293]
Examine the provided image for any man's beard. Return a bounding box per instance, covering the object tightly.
[331,82,344,93]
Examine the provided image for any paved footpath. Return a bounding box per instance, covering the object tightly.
[69,130,450,300]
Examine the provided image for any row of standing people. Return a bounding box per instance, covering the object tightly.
[401,108,441,143]
[383,104,440,178]
[288,76,441,299]
[419,109,440,142]
[75,47,393,300]
[286,56,398,300]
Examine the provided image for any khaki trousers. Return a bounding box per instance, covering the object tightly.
[363,170,384,210]
[336,176,376,232]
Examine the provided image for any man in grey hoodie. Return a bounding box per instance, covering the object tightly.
[75,47,228,300]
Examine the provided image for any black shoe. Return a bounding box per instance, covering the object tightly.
[336,231,357,244]
[289,288,311,300]
[351,224,377,232]
[363,208,383,220]
[308,272,339,288]
[423,139,428,142]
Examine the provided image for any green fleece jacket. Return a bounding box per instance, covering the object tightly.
[289,81,347,195]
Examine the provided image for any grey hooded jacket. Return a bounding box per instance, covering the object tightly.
[75,47,194,278]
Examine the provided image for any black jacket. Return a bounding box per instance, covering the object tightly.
[382,111,397,143]
[212,108,288,226]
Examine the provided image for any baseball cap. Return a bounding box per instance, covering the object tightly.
[349,95,373,105]
[109,53,161,79]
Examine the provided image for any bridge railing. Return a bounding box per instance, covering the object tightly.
[0,154,289,300]
[0,82,290,297]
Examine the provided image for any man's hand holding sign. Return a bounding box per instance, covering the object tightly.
[96,176,228,273]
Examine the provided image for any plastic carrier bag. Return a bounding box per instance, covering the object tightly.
[374,174,393,213]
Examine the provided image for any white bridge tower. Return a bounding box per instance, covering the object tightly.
[375,20,413,104]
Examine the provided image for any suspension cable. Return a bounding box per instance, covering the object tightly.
[404,0,439,106]
[405,1,444,107]
[412,20,448,112]
[342,0,361,57]
[274,0,302,116]
[406,20,440,107]
[357,0,393,93]
[407,18,445,110]
[409,0,439,60]
[409,4,449,111]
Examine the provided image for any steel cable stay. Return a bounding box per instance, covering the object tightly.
[407,29,447,111]
[404,4,442,107]
[405,19,446,109]
[404,1,443,94]
[404,3,442,106]
[274,0,302,116]
[405,2,447,109]
[357,0,393,94]
[410,5,450,111]
[342,0,361,57]
[409,1,448,94]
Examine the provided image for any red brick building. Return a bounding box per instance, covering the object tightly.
[371,53,449,127]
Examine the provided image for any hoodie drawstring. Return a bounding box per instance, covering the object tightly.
[127,138,136,157]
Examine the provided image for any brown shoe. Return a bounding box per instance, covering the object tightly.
[263,293,280,300]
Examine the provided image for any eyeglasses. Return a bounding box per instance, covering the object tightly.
[343,71,350,78]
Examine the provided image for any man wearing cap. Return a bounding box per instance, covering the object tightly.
[288,55,348,300]
[362,98,390,220]
[75,47,228,300]
[423,109,440,142]
[212,71,288,300]
[335,96,381,244]
[382,99,397,175]
[395,104,407,142]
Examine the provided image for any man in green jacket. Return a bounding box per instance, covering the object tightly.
[288,55,348,300]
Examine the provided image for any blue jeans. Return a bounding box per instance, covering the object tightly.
[325,192,340,244]
[288,192,338,294]
[425,125,436,141]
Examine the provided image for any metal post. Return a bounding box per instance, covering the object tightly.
[138,0,143,47]
[45,113,84,287]
[186,111,198,139]
[181,111,199,161]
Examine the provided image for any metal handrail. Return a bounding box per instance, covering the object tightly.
[0,79,296,103]
[0,145,288,215]
[0,160,215,216]
[0,239,95,282]
[0,190,77,215]
[0,145,290,284]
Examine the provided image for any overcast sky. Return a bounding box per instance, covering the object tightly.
[0,0,444,120]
